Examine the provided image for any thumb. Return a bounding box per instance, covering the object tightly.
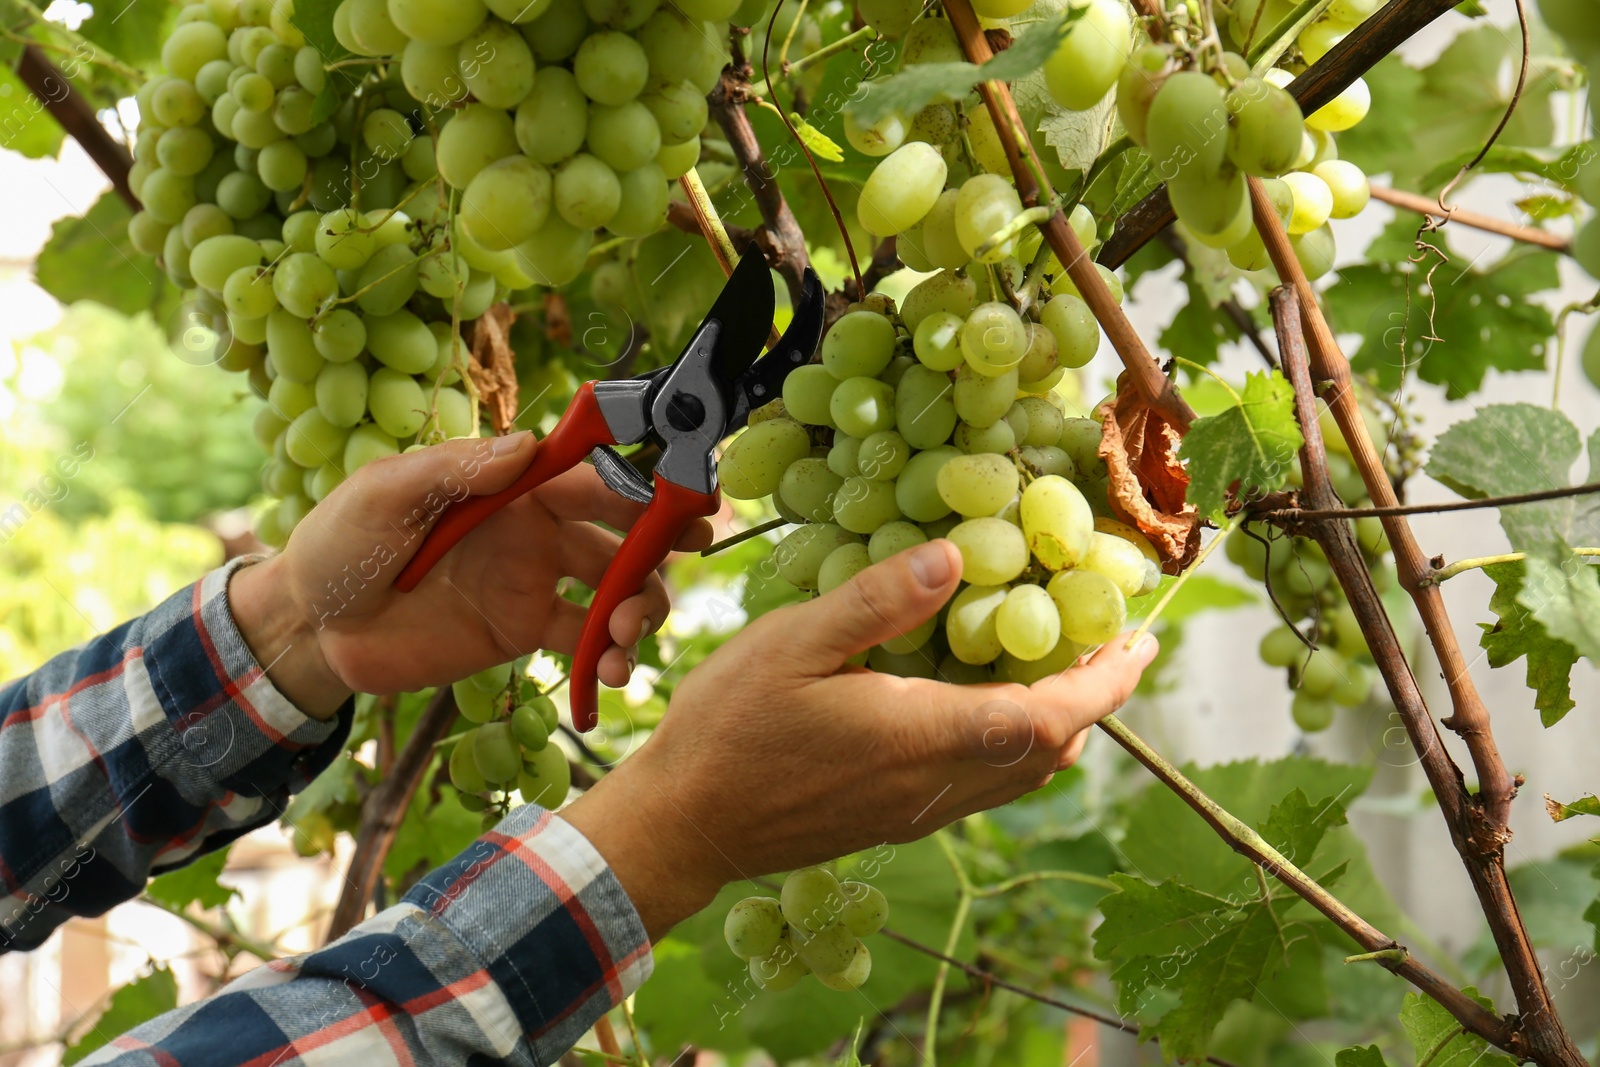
[783,539,962,669]
[1027,631,1159,739]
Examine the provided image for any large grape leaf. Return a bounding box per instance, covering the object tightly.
[0,60,66,158]
[61,965,179,1065]
[1322,242,1556,399]
[1399,989,1515,1067]
[1478,561,1580,726]
[1521,551,1600,662]
[1095,787,1351,1062]
[146,844,238,910]
[35,191,168,315]
[1179,370,1303,520]
[1427,403,1584,553]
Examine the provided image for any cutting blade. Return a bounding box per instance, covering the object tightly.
[727,266,824,433]
[700,246,777,386]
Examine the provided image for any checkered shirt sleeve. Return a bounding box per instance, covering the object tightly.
[0,557,352,952]
[83,805,654,1066]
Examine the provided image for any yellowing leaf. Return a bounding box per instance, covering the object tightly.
[789,113,843,162]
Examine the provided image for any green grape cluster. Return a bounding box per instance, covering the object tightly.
[129,0,502,548]
[329,0,733,278]
[724,867,888,993]
[842,0,1380,292]
[1225,429,1395,733]
[719,273,1165,683]
[448,661,571,829]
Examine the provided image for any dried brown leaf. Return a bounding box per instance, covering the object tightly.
[469,302,520,437]
[1097,372,1201,573]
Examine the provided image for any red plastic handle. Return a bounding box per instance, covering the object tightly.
[394,382,616,593]
[569,479,720,731]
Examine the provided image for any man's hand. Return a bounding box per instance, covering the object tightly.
[563,539,1158,940]
[229,433,713,718]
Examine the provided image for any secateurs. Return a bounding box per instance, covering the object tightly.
[396,248,825,731]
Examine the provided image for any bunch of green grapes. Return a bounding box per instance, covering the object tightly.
[840,0,1380,289]
[1225,421,1395,732]
[330,0,736,280]
[129,0,510,547]
[448,661,572,828]
[718,267,1165,683]
[724,867,888,992]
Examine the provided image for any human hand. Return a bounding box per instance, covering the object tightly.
[229,433,714,718]
[562,539,1158,939]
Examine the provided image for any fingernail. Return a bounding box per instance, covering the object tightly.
[491,431,530,456]
[907,541,953,589]
[637,616,655,644]
[1133,634,1160,666]
[625,646,638,673]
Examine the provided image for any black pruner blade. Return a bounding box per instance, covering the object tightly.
[702,245,780,388]
[727,266,824,433]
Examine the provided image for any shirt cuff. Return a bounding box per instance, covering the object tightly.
[141,556,352,800]
[401,802,654,1060]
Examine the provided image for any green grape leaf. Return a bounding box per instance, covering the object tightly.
[1399,989,1515,1067]
[1094,875,1237,962]
[1520,550,1600,662]
[1427,403,1583,553]
[1335,1045,1393,1067]
[0,60,67,158]
[1322,243,1556,399]
[1154,903,1293,1062]
[288,0,357,118]
[1477,561,1579,727]
[78,0,176,71]
[1178,370,1303,520]
[1546,793,1600,821]
[146,845,238,911]
[1098,777,1363,1061]
[61,964,179,1065]
[849,14,1074,124]
[35,191,167,315]
[1259,789,1348,870]
[1119,757,1374,897]
[787,112,843,162]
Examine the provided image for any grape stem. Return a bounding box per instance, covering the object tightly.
[140,894,281,964]
[782,24,880,78]
[1090,712,1518,1047]
[678,168,739,276]
[1419,547,1600,586]
[1344,947,1409,965]
[1124,513,1239,649]
[1254,480,1600,522]
[1369,184,1570,252]
[968,869,1116,896]
[875,927,1247,1067]
[925,831,974,1067]
[1244,0,1333,72]
[699,516,792,556]
[1263,280,1582,1065]
[972,206,1055,261]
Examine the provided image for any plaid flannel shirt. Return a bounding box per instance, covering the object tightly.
[0,559,654,1065]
